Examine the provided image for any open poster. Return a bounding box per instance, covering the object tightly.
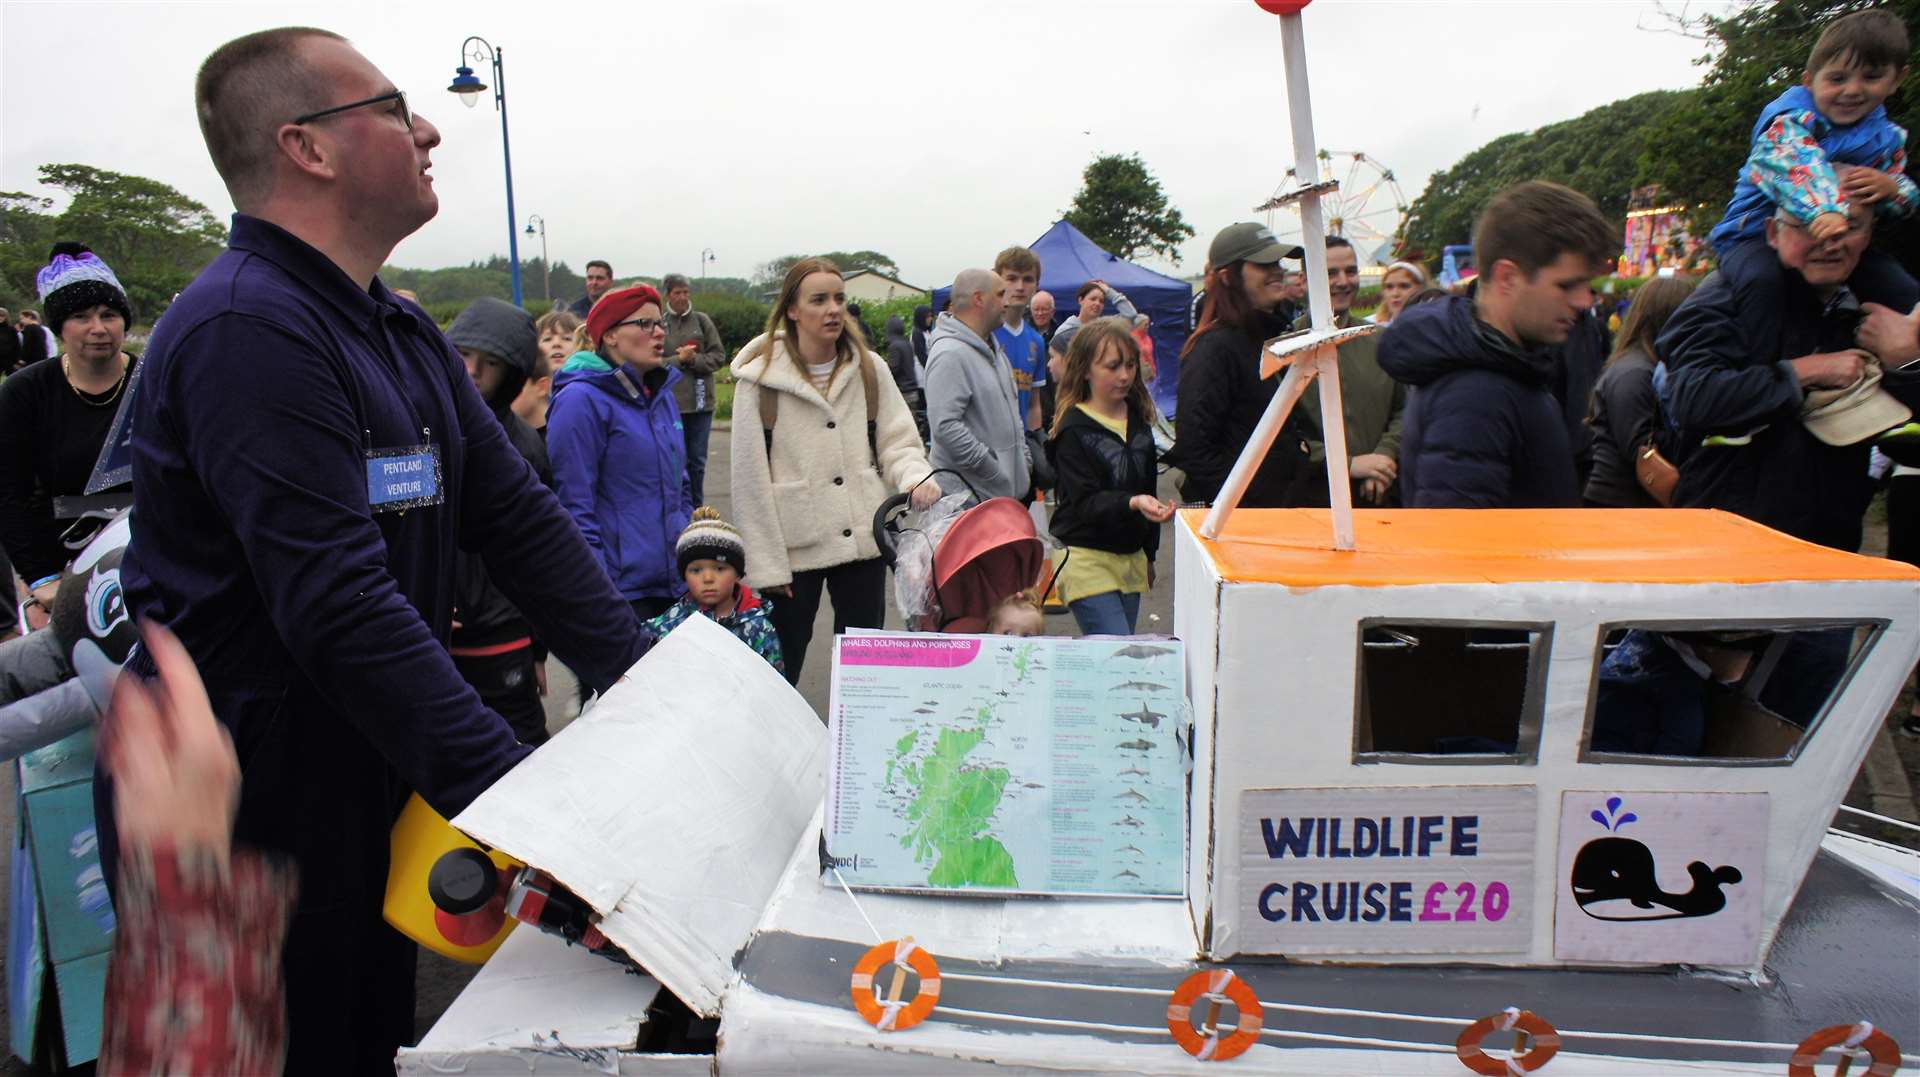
[826,633,1186,897]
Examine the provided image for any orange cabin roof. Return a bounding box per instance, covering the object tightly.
[1184,508,1920,588]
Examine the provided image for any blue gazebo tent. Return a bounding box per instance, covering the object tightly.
[932,221,1195,417]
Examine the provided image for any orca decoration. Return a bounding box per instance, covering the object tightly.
[1569,836,1742,922]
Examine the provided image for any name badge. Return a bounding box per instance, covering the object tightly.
[366,444,443,513]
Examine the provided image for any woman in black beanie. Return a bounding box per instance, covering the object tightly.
[0,243,137,620]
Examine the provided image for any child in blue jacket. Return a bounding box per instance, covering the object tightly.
[1707,10,1912,295]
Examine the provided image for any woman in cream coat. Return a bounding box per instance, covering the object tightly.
[731,258,939,683]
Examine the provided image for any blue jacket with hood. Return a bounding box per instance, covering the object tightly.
[1708,85,1909,252]
[1376,296,1578,509]
[548,352,692,601]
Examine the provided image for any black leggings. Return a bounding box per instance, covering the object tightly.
[767,557,887,685]
[453,645,549,746]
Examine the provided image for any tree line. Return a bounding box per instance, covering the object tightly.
[1402,0,1918,273]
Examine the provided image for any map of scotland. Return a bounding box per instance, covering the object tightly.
[827,635,1186,897]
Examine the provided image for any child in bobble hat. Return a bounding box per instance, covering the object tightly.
[641,507,784,674]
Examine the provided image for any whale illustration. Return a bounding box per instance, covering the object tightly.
[1113,815,1145,828]
[1119,704,1165,728]
[1570,837,1742,921]
[1119,766,1150,778]
[1113,681,1169,693]
[1113,644,1175,659]
[1114,788,1150,804]
[1113,869,1141,881]
[1117,738,1154,752]
[1116,845,1146,857]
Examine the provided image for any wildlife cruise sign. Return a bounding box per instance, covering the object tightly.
[826,634,1187,898]
[1237,786,1535,954]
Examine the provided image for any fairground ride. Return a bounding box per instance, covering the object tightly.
[1256,149,1409,265]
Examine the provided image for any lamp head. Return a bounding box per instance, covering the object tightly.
[448,65,487,108]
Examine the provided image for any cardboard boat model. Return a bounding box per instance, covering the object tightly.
[402,3,1919,1072]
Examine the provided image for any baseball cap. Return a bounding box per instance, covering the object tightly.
[1209,222,1305,267]
[1801,352,1912,446]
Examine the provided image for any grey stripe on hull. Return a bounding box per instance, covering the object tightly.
[736,852,1918,1066]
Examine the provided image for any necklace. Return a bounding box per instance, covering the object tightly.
[63,354,130,408]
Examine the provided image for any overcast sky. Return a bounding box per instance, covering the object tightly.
[1,0,1728,290]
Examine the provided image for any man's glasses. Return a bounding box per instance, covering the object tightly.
[293,90,412,130]
[1781,212,1867,237]
[614,318,666,333]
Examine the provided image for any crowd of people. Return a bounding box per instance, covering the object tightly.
[0,8,1914,1072]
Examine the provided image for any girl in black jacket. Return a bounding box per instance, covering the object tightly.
[1047,318,1174,636]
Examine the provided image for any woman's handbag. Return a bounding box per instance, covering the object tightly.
[1635,440,1680,507]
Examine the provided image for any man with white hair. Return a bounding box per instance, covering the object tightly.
[925,268,1032,500]
[1661,190,1919,551]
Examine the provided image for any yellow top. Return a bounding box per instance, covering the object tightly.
[1186,508,1920,588]
[1060,405,1149,601]
[1076,402,1128,437]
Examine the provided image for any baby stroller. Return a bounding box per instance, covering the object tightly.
[873,470,1058,634]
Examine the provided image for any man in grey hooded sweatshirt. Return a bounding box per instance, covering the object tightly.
[925,268,1032,501]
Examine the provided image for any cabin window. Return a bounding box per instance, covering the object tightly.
[1353,620,1550,764]
[1579,620,1884,765]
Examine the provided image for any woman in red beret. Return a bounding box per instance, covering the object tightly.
[548,285,692,621]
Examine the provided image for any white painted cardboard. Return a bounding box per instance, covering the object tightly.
[451,612,828,1015]
[1552,791,1767,966]
[1175,514,1920,970]
[716,980,1788,1076]
[1174,534,1222,953]
[767,807,1197,967]
[395,928,687,1075]
[1237,786,1534,954]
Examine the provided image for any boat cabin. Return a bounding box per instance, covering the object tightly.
[1176,507,1920,972]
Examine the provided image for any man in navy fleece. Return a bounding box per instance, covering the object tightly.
[116,28,648,1073]
[1378,181,1617,509]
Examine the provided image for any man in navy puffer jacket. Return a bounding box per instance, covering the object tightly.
[1379,182,1617,508]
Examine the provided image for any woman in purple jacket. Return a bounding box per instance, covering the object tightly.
[547,285,693,621]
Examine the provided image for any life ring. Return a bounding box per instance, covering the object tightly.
[1456,1007,1560,1075]
[1167,969,1264,1062]
[1788,1022,1901,1077]
[849,938,941,1032]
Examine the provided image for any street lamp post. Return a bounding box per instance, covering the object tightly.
[525,214,549,303]
[700,247,717,282]
[448,37,523,306]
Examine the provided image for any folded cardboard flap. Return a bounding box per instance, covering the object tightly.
[453,613,827,1016]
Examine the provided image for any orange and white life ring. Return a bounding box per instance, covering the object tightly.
[1788,1021,1901,1077]
[1456,1007,1561,1075]
[1167,969,1264,1062]
[849,938,942,1032]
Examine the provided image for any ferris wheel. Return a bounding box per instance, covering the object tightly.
[1255,150,1409,265]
